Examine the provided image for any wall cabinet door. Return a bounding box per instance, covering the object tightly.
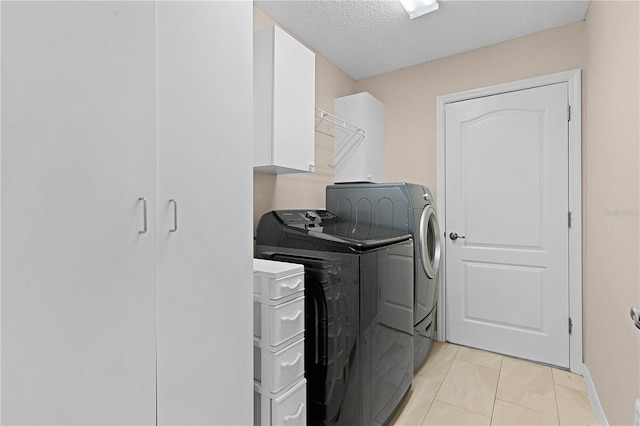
[1,3,157,424]
[254,25,316,174]
[156,3,253,425]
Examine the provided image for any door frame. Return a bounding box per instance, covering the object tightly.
[435,69,583,373]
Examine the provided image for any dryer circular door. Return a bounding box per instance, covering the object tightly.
[419,204,441,279]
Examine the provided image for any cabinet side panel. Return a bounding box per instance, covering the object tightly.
[0,3,3,419]
[334,93,367,183]
[253,26,274,168]
[156,2,254,425]
[1,2,157,424]
[366,94,385,183]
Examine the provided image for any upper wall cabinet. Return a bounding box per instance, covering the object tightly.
[254,25,316,174]
[334,92,385,183]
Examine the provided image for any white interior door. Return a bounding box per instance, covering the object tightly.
[445,83,570,367]
[1,3,157,423]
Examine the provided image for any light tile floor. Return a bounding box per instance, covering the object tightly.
[390,342,598,425]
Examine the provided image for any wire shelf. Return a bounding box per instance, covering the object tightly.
[315,108,365,168]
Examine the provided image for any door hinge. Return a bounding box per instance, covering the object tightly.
[568,211,572,228]
[567,105,571,121]
[569,317,573,335]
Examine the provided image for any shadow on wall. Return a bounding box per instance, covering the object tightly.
[254,172,276,234]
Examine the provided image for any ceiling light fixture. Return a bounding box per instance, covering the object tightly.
[399,0,439,19]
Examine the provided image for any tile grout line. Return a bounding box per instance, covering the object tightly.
[493,398,562,423]
[420,345,461,425]
[436,347,502,421]
[496,359,562,423]
[418,380,441,425]
[393,344,460,425]
[552,369,563,424]
[489,355,505,423]
[553,382,600,425]
[547,365,562,424]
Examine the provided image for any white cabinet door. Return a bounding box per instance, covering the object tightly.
[1,2,157,424]
[156,3,254,425]
[254,25,315,174]
[271,26,315,173]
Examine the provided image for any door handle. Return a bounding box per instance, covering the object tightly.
[138,197,147,234]
[169,199,177,232]
[631,307,640,330]
[449,232,466,241]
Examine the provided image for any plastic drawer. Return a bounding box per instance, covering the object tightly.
[269,273,304,300]
[253,259,304,301]
[255,379,306,426]
[254,295,305,348]
[254,338,305,394]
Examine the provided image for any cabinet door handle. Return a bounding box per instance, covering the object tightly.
[280,353,302,368]
[138,197,147,234]
[169,199,177,232]
[283,403,304,422]
[281,279,303,290]
[281,310,302,322]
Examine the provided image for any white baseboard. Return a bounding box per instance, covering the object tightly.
[583,363,609,425]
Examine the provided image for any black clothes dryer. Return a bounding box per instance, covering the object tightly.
[256,210,414,426]
[326,183,442,372]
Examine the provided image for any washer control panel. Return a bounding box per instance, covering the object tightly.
[275,210,337,229]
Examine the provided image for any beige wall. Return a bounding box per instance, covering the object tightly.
[253,8,356,233]
[355,22,587,193]
[583,1,640,424]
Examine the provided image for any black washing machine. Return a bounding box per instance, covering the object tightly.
[256,209,414,426]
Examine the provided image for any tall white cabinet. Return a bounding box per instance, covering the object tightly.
[0,2,253,425]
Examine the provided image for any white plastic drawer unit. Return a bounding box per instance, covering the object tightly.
[253,259,305,348]
[254,338,305,394]
[253,259,306,425]
[255,379,307,426]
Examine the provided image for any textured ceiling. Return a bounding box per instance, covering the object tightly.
[254,0,591,80]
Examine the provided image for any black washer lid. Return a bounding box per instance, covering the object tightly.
[274,210,412,251]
